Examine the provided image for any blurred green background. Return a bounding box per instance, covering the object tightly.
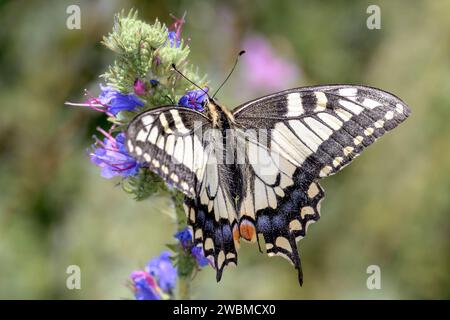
[0,0,449,299]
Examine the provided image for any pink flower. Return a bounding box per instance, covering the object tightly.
[168,13,186,47]
[130,271,162,300]
[133,79,147,96]
[241,35,300,94]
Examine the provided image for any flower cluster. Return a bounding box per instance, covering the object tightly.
[130,251,176,300]
[175,227,210,267]
[130,229,209,300]
[71,10,212,300]
[68,10,209,194]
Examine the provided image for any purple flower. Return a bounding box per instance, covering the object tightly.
[168,13,185,48]
[191,246,210,267]
[168,31,181,48]
[175,228,193,248]
[133,79,147,96]
[175,227,210,267]
[178,88,209,111]
[146,251,177,293]
[240,35,300,94]
[90,130,141,179]
[130,251,177,300]
[98,84,144,115]
[130,271,162,300]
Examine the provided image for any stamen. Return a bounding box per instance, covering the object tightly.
[96,127,115,142]
[169,11,186,39]
[92,135,106,148]
[83,89,115,117]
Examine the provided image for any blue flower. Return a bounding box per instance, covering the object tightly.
[90,130,141,179]
[175,227,210,267]
[178,88,209,111]
[146,251,177,293]
[167,13,185,48]
[175,228,192,248]
[150,79,159,87]
[191,246,210,267]
[130,251,177,300]
[98,84,144,115]
[130,271,162,300]
[168,31,181,48]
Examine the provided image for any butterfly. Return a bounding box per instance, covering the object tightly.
[126,84,411,285]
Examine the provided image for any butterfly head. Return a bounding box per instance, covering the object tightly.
[205,97,234,127]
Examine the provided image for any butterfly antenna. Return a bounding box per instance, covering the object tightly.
[212,50,245,99]
[171,63,211,99]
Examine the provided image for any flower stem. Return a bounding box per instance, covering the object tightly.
[171,191,192,300]
[177,276,191,300]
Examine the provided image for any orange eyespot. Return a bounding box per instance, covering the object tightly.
[239,220,256,242]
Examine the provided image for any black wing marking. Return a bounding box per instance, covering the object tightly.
[232,84,411,283]
[126,106,211,197]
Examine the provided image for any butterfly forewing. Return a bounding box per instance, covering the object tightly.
[234,85,411,178]
[126,106,212,197]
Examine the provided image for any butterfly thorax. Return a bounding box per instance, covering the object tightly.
[207,99,235,128]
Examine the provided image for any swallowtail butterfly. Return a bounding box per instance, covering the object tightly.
[126,84,410,285]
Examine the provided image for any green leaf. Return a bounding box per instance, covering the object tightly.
[122,167,167,201]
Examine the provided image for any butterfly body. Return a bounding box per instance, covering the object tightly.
[126,84,411,285]
[206,99,235,128]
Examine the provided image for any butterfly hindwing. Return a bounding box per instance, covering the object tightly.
[255,179,324,285]
[187,132,242,281]
[184,196,239,281]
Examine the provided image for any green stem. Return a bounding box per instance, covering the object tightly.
[171,191,192,300]
[177,276,191,300]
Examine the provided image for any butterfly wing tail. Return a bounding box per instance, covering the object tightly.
[255,180,324,286]
[184,197,239,282]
